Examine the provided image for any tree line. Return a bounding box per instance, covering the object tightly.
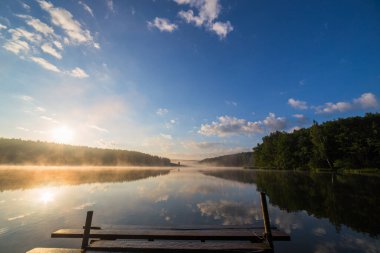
[198,152,254,167]
[253,113,380,170]
[0,138,172,166]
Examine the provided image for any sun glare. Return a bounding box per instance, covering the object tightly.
[52,126,74,143]
[38,188,56,204]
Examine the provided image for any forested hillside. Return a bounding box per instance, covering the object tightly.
[198,152,253,167]
[254,113,380,170]
[0,138,172,166]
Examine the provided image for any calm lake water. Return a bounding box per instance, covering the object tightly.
[0,165,379,253]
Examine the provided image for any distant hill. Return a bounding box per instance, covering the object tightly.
[0,138,172,166]
[198,152,254,167]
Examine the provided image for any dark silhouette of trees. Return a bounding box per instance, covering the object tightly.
[198,152,254,167]
[253,113,380,170]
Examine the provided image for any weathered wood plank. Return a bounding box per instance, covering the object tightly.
[88,240,271,252]
[52,228,290,241]
[26,248,81,253]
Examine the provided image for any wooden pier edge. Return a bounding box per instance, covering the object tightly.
[27,192,290,253]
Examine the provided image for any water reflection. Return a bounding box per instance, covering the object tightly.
[1,167,379,253]
[0,167,171,191]
[202,169,380,237]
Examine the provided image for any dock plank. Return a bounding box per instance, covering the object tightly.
[52,228,290,241]
[88,240,271,252]
[26,248,81,253]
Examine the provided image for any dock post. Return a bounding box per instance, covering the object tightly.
[260,192,273,251]
[81,210,93,251]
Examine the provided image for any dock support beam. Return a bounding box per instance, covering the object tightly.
[260,192,273,251]
[81,211,93,251]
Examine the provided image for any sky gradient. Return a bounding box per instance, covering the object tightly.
[0,0,379,159]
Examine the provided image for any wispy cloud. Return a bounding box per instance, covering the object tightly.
[106,0,115,13]
[176,0,233,39]
[16,126,30,132]
[41,43,62,59]
[40,115,59,123]
[30,56,60,72]
[288,98,308,110]
[160,133,173,140]
[17,15,55,36]
[262,112,287,132]
[37,0,98,48]
[21,2,31,10]
[211,21,233,39]
[148,18,178,32]
[156,108,169,116]
[315,92,378,114]
[225,100,237,107]
[79,1,94,17]
[199,115,262,137]
[0,23,7,30]
[68,67,89,78]
[88,125,109,133]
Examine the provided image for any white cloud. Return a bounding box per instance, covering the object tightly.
[353,92,378,109]
[178,10,204,26]
[53,40,63,50]
[288,98,308,110]
[198,115,262,137]
[315,93,378,114]
[68,67,89,78]
[107,0,115,13]
[23,16,55,36]
[262,113,287,132]
[156,108,169,116]
[21,2,31,10]
[16,126,30,132]
[148,18,178,32]
[8,28,42,43]
[41,43,62,59]
[175,0,233,39]
[3,39,30,54]
[19,95,34,102]
[37,0,98,48]
[30,56,60,72]
[316,102,352,114]
[225,100,237,106]
[0,23,7,30]
[40,115,59,123]
[211,21,233,39]
[79,1,94,17]
[89,125,109,133]
[160,133,173,140]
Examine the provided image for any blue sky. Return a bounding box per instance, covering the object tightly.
[0,0,379,159]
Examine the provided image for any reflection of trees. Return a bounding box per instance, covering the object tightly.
[0,169,170,191]
[202,170,380,237]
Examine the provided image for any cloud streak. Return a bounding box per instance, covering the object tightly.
[315,93,378,114]
[148,18,178,32]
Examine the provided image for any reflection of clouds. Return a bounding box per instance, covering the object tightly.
[312,227,327,237]
[340,235,380,253]
[160,208,171,222]
[73,202,96,210]
[197,200,259,225]
[272,209,303,234]
[0,227,9,237]
[88,184,109,193]
[155,195,169,203]
[8,212,33,221]
[314,242,336,253]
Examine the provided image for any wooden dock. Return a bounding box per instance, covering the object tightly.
[26,192,290,253]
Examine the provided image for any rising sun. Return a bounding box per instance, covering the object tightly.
[52,126,74,143]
